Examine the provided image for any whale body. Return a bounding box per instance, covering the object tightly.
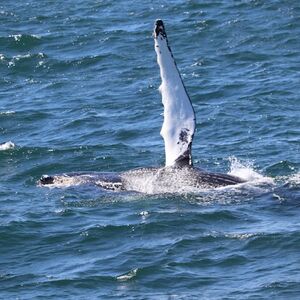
[39,20,244,192]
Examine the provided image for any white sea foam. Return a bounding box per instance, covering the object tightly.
[225,232,258,240]
[0,110,15,115]
[0,141,15,150]
[9,34,41,41]
[116,268,138,281]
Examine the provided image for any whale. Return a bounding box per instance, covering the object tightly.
[39,20,244,192]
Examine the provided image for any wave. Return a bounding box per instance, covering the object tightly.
[0,141,15,151]
[116,268,138,281]
[8,34,41,42]
[266,160,299,175]
[0,110,15,115]
[0,52,47,72]
[0,34,42,51]
[1,51,118,74]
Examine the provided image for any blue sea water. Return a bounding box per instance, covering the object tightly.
[1,0,300,299]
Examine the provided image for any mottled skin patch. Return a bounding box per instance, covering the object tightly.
[178,128,189,144]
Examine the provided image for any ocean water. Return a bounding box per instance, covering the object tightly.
[1,0,300,299]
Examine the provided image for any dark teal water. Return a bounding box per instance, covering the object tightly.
[1,1,300,299]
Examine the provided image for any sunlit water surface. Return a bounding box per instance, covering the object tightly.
[1,1,300,299]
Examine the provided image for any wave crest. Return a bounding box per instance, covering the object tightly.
[0,141,15,151]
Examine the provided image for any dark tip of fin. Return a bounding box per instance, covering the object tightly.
[40,175,54,185]
[155,19,164,27]
[154,19,166,38]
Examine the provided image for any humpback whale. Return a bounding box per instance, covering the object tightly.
[40,20,244,192]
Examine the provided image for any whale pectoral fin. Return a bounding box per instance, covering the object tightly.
[154,20,196,167]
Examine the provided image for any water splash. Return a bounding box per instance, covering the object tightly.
[122,167,206,194]
[228,156,274,185]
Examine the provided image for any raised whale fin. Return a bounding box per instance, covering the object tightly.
[154,20,196,167]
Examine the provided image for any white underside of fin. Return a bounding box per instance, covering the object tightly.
[154,33,196,167]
